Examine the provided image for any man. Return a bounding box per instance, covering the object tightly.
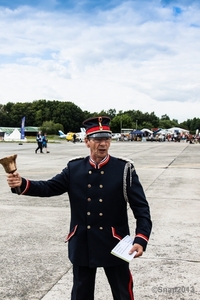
[35,131,43,153]
[7,116,152,300]
[42,133,50,153]
[73,133,77,143]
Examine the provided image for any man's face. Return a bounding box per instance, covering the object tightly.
[85,137,111,163]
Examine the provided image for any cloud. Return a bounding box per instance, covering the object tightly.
[0,0,200,122]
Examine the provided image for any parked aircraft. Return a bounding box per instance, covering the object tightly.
[76,128,86,142]
[59,128,86,142]
[66,132,75,141]
[58,130,67,138]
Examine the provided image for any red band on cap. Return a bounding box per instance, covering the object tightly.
[86,125,110,134]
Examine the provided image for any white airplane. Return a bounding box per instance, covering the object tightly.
[76,127,86,142]
[58,130,66,138]
[58,128,86,141]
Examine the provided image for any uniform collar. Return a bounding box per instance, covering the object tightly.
[89,155,110,169]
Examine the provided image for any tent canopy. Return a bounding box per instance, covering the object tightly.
[141,128,153,134]
[4,128,27,141]
[130,130,144,135]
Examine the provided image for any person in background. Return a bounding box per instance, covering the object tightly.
[42,133,50,153]
[73,133,76,143]
[35,131,43,154]
[6,116,152,300]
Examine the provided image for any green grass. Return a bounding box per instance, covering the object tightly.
[26,135,62,143]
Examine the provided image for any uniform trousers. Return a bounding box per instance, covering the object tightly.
[71,264,134,300]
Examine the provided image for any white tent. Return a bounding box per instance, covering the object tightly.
[168,127,189,134]
[141,128,153,134]
[4,128,27,142]
[156,129,170,135]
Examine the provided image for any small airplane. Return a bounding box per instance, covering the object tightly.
[76,128,86,142]
[58,128,86,142]
[66,132,75,141]
[67,128,86,142]
[58,130,66,139]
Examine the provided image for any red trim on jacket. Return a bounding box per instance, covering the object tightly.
[65,225,78,243]
[89,159,96,168]
[128,270,134,300]
[89,155,110,169]
[21,179,30,195]
[111,227,122,241]
[98,155,110,169]
[135,233,149,242]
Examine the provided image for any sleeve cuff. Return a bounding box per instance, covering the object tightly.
[133,234,149,251]
[11,178,29,195]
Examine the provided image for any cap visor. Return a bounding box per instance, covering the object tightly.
[88,132,112,138]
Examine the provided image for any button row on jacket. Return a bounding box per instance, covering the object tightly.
[88,170,104,174]
[88,184,103,188]
[87,198,91,202]
[87,198,103,202]
[86,212,103,216]
[87,225,103,230]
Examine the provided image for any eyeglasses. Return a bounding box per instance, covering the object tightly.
[90,138,111,143]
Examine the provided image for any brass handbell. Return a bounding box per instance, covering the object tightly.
[0,154,21,194]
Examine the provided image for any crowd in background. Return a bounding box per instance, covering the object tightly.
[118,131,200,144]
[149,132,200,143]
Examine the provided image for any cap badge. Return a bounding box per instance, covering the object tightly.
[98,117,103,131]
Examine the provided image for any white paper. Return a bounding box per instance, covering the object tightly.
[111,235,137,262]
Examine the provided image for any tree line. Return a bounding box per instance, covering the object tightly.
[0,99,199,134]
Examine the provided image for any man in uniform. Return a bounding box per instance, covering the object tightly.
[6,116,152,300]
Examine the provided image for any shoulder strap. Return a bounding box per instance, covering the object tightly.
[117,157,135,203]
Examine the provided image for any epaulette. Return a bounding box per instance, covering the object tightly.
[68,156,85,162]
[117,157,134,164]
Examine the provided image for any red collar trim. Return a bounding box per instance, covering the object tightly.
[89,155,110,169]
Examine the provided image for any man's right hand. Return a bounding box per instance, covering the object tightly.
[7,172,22,188]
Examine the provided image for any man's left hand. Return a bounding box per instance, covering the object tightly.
[129,243,143,258]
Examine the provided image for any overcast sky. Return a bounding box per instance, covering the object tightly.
[0,0,200,123]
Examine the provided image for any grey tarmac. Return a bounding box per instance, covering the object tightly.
[0,140,199,300]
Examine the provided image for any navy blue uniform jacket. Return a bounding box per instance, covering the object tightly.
[14,155,152,268]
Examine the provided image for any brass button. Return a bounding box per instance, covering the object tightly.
[88,184,91,188]
[87,198,91,202]
[87,212,91,215]
[99,227,103,230]
[87,225,91,229]
[99,199,103,202]
[89,170,92,174]
[101,171,104,174]
[99,184,103,188]
[99,213,103,216]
